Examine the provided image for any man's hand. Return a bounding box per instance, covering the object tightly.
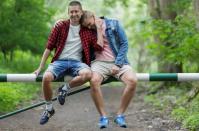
[33,49,50,76]
[33,68,42,76]
[111,65,120,75]
[95,17,103,30]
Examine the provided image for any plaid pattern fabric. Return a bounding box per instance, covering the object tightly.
[46,19,101,65]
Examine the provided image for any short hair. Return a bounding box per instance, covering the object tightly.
[68,1,82,10]
[80,10,94,24]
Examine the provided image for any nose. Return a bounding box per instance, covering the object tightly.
[71,12,77,16]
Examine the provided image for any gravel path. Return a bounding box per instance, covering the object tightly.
[0,85,187,131]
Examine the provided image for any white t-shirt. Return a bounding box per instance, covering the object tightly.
[58,24,82,61]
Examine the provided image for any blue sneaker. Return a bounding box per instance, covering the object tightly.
[40,108,55,125]
[58,84,69,105]
[98,116,109,129]
[114,115,127,128]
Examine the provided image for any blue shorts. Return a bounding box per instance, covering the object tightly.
[46,60,90,79]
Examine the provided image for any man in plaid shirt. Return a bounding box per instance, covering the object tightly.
[34,1,102,125]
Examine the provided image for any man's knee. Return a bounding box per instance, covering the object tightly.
[79,68,92,81]
[43,72,54,82]
[90,74,102,85]
[125,76,137,91]
[90,76,102,92]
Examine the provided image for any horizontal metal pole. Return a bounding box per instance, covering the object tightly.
[1,73,199,82]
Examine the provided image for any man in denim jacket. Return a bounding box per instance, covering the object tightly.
[80,11,137,129]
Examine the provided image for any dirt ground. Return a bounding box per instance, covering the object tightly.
[0,85,188,131]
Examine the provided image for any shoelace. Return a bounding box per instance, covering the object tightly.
[59,90,67,96]
[41,110,49,118]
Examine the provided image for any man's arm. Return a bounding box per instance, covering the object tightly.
[90,19,104,51]
[96,25,104,47]
[34,49,51,76]
[114,20,128,67]
[33,21,61,75]
[90,30,103,51]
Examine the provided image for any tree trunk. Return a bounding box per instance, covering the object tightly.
[148,0,182,73]
[194,0,199,30]
[1,49,7,62]
[159,0,177,20]
[148,0,161,19]
[10,50,14,61]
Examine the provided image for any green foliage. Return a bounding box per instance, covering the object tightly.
[0,0,55,60]
[189,94,199,114]
[103,0,129,7]
[171,107,189,122]
[144,95,164,109]
[0,50,45,113]
[0,83,40,113]
[183,114,199,130]
[171,0,193,14]
[147,9,199,72]
[0,50,49,113]
[146,84,199,130]
[0,86,23,112]
[0,50,51,73]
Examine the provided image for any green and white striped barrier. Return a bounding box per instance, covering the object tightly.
[1,73,199,82]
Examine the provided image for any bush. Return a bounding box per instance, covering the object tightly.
[0,83,40,113]
[0,86,23,112]
[183,114,199,131]
[171,107,188,122]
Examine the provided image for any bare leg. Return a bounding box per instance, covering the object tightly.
[42,71,54,101]
[90,72,106,116]
[40,71,55,125]
[69,68,92,88]
[117,71,137,115]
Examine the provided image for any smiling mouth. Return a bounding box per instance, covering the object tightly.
[72,16,79,18]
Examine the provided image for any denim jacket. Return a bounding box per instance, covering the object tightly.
[104,18,130,67]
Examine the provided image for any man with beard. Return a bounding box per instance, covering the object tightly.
[34,1,102,125]
[80,11,137,129]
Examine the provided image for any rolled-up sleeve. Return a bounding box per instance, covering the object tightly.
[46,22,60,50]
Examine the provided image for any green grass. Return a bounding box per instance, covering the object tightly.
[0,83,40,113]
[183,113,199,131]
[0,51,43,113]
[144,83,199,130]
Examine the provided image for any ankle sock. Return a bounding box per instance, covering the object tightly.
[62,83,70,91]
[45,101,53,111]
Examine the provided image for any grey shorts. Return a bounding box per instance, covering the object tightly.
[91,61,134,81]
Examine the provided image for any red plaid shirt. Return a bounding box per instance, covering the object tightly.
[46,19,102,65]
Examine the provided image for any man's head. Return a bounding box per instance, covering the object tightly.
[68,1,83,25]
[80,10,97,29]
